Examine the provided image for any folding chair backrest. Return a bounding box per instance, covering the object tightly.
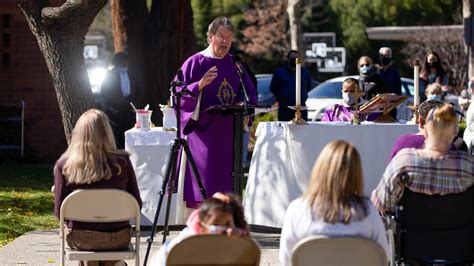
[60,189,140,223]
[397,187,474,261]
[291,235,387,266]
[166,234,260,266]
[59,189,141,266]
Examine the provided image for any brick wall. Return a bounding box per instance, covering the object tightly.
[0,1,67,162]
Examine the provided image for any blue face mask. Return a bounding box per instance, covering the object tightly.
[360,66,371,75]
[428,94,441,101]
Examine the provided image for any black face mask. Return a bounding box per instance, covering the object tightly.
[381,57,391,66]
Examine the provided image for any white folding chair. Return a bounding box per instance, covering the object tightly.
[59,189,141,266]
[291,235,387,266]
[166,234,261,266]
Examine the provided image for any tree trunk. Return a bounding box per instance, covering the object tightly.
[111,0,196,125]
[287,0,303,60]
[111,0,127,52]
[464,0,474,78]
[18,0,107,142]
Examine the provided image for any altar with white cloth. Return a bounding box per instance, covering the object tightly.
[243,121,419,228]
[125,127,185,226]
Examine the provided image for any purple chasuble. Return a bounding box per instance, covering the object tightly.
[176,52,257,208]
[321,104,380,122]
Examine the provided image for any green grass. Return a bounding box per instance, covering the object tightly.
[0,164,57,246]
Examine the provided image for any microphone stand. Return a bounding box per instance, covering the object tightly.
[235,63,250,115]
[232,62,251,197]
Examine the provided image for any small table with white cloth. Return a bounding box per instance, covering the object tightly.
[125,127,186,226]
[243,121,419,228]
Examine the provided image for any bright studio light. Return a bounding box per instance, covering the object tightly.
[87,67,107,94]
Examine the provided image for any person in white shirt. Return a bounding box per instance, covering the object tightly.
[279,140,390,266]
[464,79,474,154]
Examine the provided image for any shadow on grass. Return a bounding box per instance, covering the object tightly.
[0,164,54,190]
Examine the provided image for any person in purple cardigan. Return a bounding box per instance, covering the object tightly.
[54,109,142,266]
[388,99,467,161]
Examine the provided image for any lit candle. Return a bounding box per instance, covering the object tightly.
[414,59,420,106]
[295,57,301,106]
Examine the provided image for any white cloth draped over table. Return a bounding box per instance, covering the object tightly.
[125,127,188,226]
[243,122,419,228]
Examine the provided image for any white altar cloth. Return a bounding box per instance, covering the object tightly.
[125,127,184,226]
[243,121,419,228]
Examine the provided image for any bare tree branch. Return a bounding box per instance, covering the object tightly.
[41,1,82,24]
[41,0,107,28]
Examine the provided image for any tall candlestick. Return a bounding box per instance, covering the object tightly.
[295,57,301,106]
[414,59,420,106]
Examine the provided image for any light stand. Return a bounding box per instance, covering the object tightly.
[143,77,207,266]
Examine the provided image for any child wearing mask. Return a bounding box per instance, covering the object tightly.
[151,192,249,265]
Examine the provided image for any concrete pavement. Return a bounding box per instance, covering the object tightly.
[0,227,281,265]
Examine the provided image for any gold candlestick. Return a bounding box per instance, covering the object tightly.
[349,87,365,125]
[288,105,308,125]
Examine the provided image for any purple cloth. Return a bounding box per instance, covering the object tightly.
[321,104,379,122]
[388,134,468,161]
[176,52,257,208]
[54,155,142,231]
[388,134,425,161]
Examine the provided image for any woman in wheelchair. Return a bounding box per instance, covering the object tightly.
[372,103,474,213]
[54,109,142,266]
[152,192,249,265]
[279,140,390,266]
[372,103,474,265]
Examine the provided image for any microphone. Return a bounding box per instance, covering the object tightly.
[233,57,245,75]
[171,69,187,87]
[232,56,250,106]
[170,69,195,98]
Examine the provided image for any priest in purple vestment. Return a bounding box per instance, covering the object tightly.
[174,16,257,208]
[322,78,379,122]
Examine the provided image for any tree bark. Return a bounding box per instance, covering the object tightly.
[111,0,195,125]
[464,0,474,79]
[18,0,107,142]
[111,0,127,52]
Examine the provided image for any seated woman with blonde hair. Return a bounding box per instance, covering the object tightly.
[279,140,390,266]
[54,109,142,266]
[372,103,474,214]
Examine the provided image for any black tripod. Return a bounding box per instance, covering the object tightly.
[143,74,207,265]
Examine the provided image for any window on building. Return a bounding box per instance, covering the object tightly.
[2,14,11,28]
[3,53,10,67]
[2,33,9,48]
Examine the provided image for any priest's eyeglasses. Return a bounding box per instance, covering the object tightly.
[215,34,233,42]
